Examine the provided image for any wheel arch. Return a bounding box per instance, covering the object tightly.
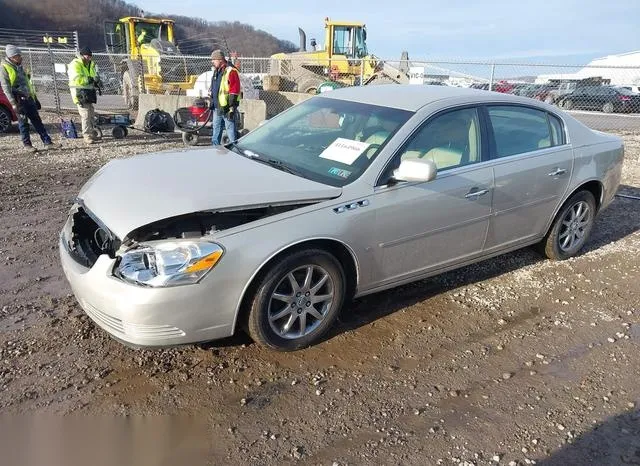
[0,103,16,129]
[544,179,603,236]
[231,237,360,334]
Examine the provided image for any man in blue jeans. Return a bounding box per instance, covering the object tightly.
[209,49,241,145]
[0,45,53,152]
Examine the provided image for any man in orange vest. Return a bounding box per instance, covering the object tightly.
[209,49,241,145]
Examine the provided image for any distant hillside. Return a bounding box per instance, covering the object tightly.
[0,0,297,56]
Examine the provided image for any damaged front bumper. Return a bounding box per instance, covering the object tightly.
[59,207,237,347]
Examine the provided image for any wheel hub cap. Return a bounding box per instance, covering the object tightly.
[267,265,334,340]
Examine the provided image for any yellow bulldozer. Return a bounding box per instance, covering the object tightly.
[269,18,410,94]
[104,17,199,108]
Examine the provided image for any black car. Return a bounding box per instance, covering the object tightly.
[559,86,640,113]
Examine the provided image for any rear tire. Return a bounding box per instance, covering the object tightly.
[246,249,346,351]
[112,126,126,139]
[563,99,574,110]
[538,191,596,260]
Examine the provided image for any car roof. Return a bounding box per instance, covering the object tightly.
[318,84,531,112]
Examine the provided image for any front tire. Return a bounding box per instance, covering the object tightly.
[602,102,615,113]
[0,106,12,133]
[539,191,596,260]
[247,249,346,351]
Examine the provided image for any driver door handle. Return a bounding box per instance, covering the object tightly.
[465,188,489,199]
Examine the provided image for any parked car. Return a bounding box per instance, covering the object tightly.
[542,81,587,105]
[530,83,559,101]
[508,83,530,95]
[511,84,537,96]
[558,86,640,113]
[0,87,18,133]
[59,86,624,351]
[492,81,515,93]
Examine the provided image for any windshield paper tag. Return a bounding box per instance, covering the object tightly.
[320,138,370,165]
[328,167,352,179]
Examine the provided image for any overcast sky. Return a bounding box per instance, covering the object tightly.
[132,0,639,63]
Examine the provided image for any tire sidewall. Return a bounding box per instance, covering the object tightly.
[248,249,346,351]
[545,191,596,260]
[182,131,199,146]
[0,106,12,133]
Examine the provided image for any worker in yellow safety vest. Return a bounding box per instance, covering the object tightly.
[68,47,101,143]
[0,44,53,152]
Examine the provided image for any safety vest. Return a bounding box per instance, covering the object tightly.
[68,57,98,104]
[2,63,36,98]
[218,65,241,108]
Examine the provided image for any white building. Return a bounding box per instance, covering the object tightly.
[536,51,640,86]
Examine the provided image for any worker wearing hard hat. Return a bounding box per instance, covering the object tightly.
[68,47,101,144]
[209,49,241,145]
[0,44,53,152]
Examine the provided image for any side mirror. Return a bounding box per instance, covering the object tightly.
[392,158,437,183]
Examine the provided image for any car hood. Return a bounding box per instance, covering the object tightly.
[79,147,342,239]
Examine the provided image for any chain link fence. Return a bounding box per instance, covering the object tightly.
[5,49,640,131]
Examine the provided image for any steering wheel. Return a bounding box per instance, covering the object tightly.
[362,143,381,159]
[351,143,382,170]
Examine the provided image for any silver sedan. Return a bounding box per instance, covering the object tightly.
[59,85,624,351]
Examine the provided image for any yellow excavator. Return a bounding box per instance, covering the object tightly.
[104,17,199,108]
[269,18,409,94]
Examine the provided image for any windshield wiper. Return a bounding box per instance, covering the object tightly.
[250,157,306,178]
[230,145,306,178]
[224,140,243,155]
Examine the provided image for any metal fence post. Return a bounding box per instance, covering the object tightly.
[47,44,61,113]
[489,63,495,91]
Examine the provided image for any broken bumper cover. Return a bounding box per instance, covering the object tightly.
[59,236,236,347]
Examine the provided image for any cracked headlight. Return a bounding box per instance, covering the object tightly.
[114,241,223,287]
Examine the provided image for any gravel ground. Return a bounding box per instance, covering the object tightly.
[1,113,639,465]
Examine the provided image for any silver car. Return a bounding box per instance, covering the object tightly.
[59,86,624,351]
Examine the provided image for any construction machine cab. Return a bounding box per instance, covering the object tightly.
[326,19,368,59]
[104,17,176,57]
[104,17,197,109]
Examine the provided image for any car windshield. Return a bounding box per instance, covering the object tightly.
[234,97,413,187]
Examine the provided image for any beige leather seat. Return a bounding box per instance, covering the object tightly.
[538,137,551,149]
[422,147,463,169]
[364,130,390,146]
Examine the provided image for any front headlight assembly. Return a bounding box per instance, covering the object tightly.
[114,241,224,287]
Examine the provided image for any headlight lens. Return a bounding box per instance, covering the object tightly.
[115,241,223,287]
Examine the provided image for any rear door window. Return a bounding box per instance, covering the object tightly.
[548,114,565,146]
[487,106,553,158]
